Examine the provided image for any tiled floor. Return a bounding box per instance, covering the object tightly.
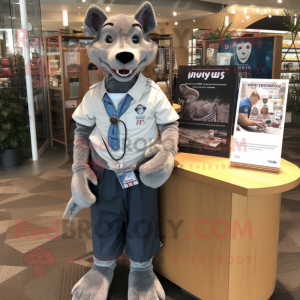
[0,142,70,181]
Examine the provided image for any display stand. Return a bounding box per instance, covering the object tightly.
[229,161,280,173]
[45,34,105,152]
[154,152,300,300]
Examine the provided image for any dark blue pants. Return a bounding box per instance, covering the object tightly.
[89,166,161,263]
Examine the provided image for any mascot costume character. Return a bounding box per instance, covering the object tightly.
[63,2,179,300]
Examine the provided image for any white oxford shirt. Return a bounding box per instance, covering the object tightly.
[72,73,179,171]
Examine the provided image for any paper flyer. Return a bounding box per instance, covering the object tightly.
[230,78,289,169]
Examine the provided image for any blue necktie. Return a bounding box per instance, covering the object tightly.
[102,93,133,151]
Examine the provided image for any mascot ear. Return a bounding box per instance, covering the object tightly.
[134,1,157,35]
[83,5,108,36]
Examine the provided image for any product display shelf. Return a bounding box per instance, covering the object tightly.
[144,34,174,103]
[280,39,300,112]
[45,34,105,152]
[188,29,204,66]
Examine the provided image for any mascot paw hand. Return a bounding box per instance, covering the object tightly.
[63,168,98,223]
[139,149,174,189]
[63,197,84,223]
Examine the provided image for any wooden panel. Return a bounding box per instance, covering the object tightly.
[272,36,283,79]
[154,171,232,300]
[174,153,300,197]
[80,46,91,97]
[228,193,281,300]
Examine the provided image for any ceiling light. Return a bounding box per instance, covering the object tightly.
[278,0,282,3]
[173,12,177,16]
[246,15,249,19]
[269,15,272,18]
[241,20,244,22]
[82,0,86,2]
[106,7,110,12]
[232,9,235,14]
[79,13,81,14]
[225,16,229,26]
[158,14,160,15]
[78,7,81,8]
[41,6,43,7]
[81,26,84,28]
[193,19,196,22]
[175,21,178,25]
[63,11,68,26]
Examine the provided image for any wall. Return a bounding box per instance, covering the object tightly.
[154,12,266,67]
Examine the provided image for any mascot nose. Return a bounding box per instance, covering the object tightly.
[116,52,134,64]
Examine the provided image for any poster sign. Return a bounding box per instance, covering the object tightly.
[205,37,275,79]
[175,65,237,158]
[230,78,289,171]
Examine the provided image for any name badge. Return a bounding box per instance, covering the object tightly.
[115,168,139,189]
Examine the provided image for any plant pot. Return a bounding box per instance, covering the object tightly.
[291,112,300,127]
[0,148,22,169]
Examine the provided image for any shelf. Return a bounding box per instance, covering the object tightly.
[47,52,60,56]
[49,86,62,90]
[52,135,66,144]
[35,108,43,115]
[281,71,300,73]
[281,60,300,63]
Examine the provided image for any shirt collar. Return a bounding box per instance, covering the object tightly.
[99,72,147,102]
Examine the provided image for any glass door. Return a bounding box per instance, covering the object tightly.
[0,0,50,158]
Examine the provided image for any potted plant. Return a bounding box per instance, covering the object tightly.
[282,10,300,126]
[291,98,300,126]
[205,20,236,40]
[0,88,30,168]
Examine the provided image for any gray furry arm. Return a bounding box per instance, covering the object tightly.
[72,122,95,174]
[157,121,179,157]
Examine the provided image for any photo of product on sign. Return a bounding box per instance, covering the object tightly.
[175,65,237,158]
[231,78,289,170]
[236,80,287,135]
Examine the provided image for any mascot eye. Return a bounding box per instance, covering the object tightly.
[132,35,139,44]
[106,35,113,43]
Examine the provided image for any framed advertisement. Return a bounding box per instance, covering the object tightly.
[175,65,237,158]
[230,78,289,172]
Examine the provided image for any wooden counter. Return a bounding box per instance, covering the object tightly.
[172,103,181,113]
[154,153,300,300]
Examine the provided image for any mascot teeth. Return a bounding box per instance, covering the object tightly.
[116,69,133,77]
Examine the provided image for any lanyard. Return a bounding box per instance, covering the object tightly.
[100,119,127,162]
